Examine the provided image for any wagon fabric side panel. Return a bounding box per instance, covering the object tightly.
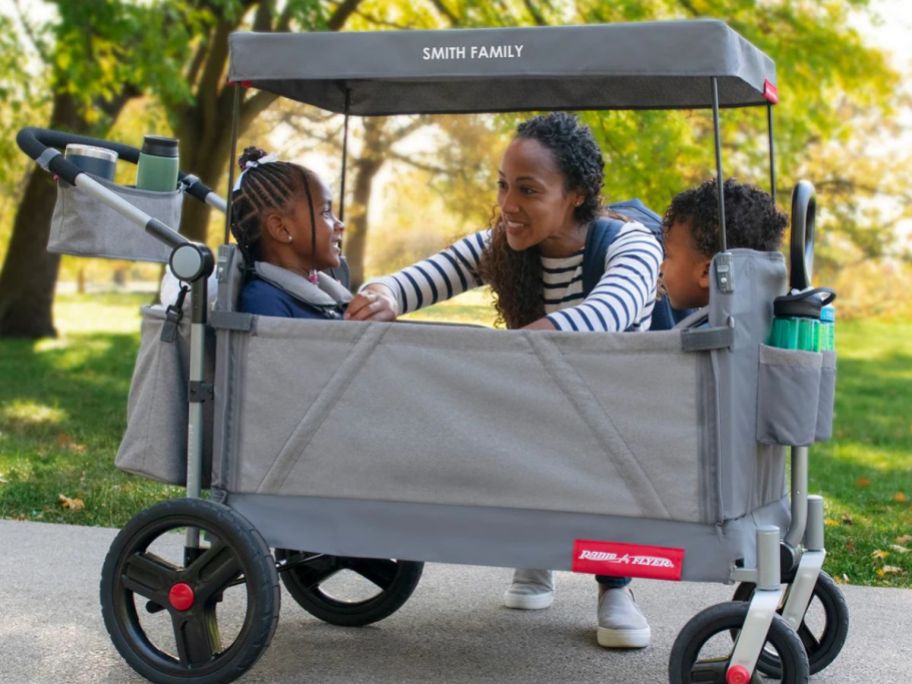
[219,321,710,525]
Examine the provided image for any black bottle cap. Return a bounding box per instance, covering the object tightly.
[142,135,179,158]
[773,288,833,319]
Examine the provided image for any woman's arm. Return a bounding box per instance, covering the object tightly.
[345,230,489,321]
[546,223,662,332]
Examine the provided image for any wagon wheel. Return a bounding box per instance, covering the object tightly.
[274,548,423,627]
[669,601,808,683]
[100,498,280,684]
[732,571,848,676]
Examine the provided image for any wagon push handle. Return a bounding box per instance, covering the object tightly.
[15,127,225,213]
[789,180,816,291]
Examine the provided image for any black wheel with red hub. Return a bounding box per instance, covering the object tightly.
[100,498,280,684]
[274,549,422,627]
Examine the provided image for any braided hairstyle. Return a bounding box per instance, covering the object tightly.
[662,178,787,257]
[477,112,605,329]
[229,147,319,267]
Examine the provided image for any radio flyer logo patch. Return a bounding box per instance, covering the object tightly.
[572,540,684,581]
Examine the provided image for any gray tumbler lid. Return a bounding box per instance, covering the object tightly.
[142,135,179,157]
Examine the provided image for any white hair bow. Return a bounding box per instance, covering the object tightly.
[232,152,279,191]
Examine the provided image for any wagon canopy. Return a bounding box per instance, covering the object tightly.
[228,19,776,116]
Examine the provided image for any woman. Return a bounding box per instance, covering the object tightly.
[346,112,661,649]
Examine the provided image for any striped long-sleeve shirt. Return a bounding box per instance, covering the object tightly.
[365,221,662,332]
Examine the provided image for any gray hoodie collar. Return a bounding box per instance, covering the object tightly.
[254,261,352,309]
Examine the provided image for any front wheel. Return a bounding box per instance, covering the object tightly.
[732,571,848,676]
[100,498,280,684]
[275,549,423,627]
[669,601,809,683]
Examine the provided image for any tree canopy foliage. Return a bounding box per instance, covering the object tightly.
[0,0,908,333]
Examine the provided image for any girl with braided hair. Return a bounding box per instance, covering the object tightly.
[230,147,348,319]
[346,112,661,649]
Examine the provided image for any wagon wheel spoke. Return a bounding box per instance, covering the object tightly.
[287,554,344,589]
[121,552,179,606]
[183,541,243,604]
[171,608,221,666]
[689,655,731,682]
[342,558,399,590]
[797,622,821,654]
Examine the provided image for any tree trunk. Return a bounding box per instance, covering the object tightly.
[343,119,387,290]
[0,93,95,337]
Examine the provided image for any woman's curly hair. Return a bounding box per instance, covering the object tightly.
[662,178,787,257]
[477,113,604,328]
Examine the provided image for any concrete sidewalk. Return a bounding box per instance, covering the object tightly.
[1,519,909,683]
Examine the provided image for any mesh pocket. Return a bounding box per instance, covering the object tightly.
[815,350,837,442]
[48,177,181,262]
[756,344,822,446]
[115,306,211,485]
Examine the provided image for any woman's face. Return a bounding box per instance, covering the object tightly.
[282,178,345,271]
[497,138,584,256]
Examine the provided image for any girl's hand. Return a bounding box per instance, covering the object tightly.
[345,284,399,321]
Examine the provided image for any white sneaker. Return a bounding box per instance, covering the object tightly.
[503,568,554,610]
[596,586,651,648]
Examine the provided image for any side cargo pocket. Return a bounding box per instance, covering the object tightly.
[115,306,189,485]
[815,350,837,441]
[756,344,822,447]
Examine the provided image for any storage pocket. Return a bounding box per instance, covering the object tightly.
[115,306,211,485]
[815,350,837,442]
[48,176,181,262]
[756,344,822,446]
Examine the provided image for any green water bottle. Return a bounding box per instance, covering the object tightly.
[135,135,179,192]
[768,288,834,351]
[819,304,836,352]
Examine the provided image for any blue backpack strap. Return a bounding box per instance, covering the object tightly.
[582,218,624,298]
[600,199,694,330]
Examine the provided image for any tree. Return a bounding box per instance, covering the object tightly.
[0,0,196,337]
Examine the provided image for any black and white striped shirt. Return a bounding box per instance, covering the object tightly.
[365,221,662,332]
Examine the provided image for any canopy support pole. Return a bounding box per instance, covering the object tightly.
[711,77,727,253]
[767,103,777,206]
[339,87,351,223]
[224,85,242,245]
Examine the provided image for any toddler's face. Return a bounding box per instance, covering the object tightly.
[661,221,711,309]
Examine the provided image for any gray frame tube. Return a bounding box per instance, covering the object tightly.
[711,77,728,252]
[184,275,209,549]
[784,446,809,549]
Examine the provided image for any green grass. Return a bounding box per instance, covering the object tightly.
[0,292,908,587]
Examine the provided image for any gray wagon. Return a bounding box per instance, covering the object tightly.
[18,19,845,684]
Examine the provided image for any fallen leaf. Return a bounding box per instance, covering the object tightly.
[58,494,85,512]
[56,432,87,454]
[871,549,889,560]
[876,565,904,577]
[889,544,909,554]
[896,535,912,545]
[893,492,908,503]
[855,477,872,488]
[841,513,854,525]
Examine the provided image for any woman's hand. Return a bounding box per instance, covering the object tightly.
[344,284,400,321]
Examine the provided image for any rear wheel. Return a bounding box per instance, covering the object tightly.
[732,571,848,676]
[275,549,422,627]
[669,601,808,683]
[100,498,279,684]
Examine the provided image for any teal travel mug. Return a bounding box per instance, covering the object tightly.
[819,304,836,352]
[135,135,179,192]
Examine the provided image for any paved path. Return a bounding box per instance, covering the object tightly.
[1,520,910,683]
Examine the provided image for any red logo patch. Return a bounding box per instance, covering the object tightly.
[763,79,779,104]
[572,540,684,581]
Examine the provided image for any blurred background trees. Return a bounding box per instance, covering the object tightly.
[0,0,908,336]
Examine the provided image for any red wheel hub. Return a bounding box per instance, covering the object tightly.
[168,582,195,611]
[726,665,751,684]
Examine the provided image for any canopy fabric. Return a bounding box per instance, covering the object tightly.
[228,20,776,115]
